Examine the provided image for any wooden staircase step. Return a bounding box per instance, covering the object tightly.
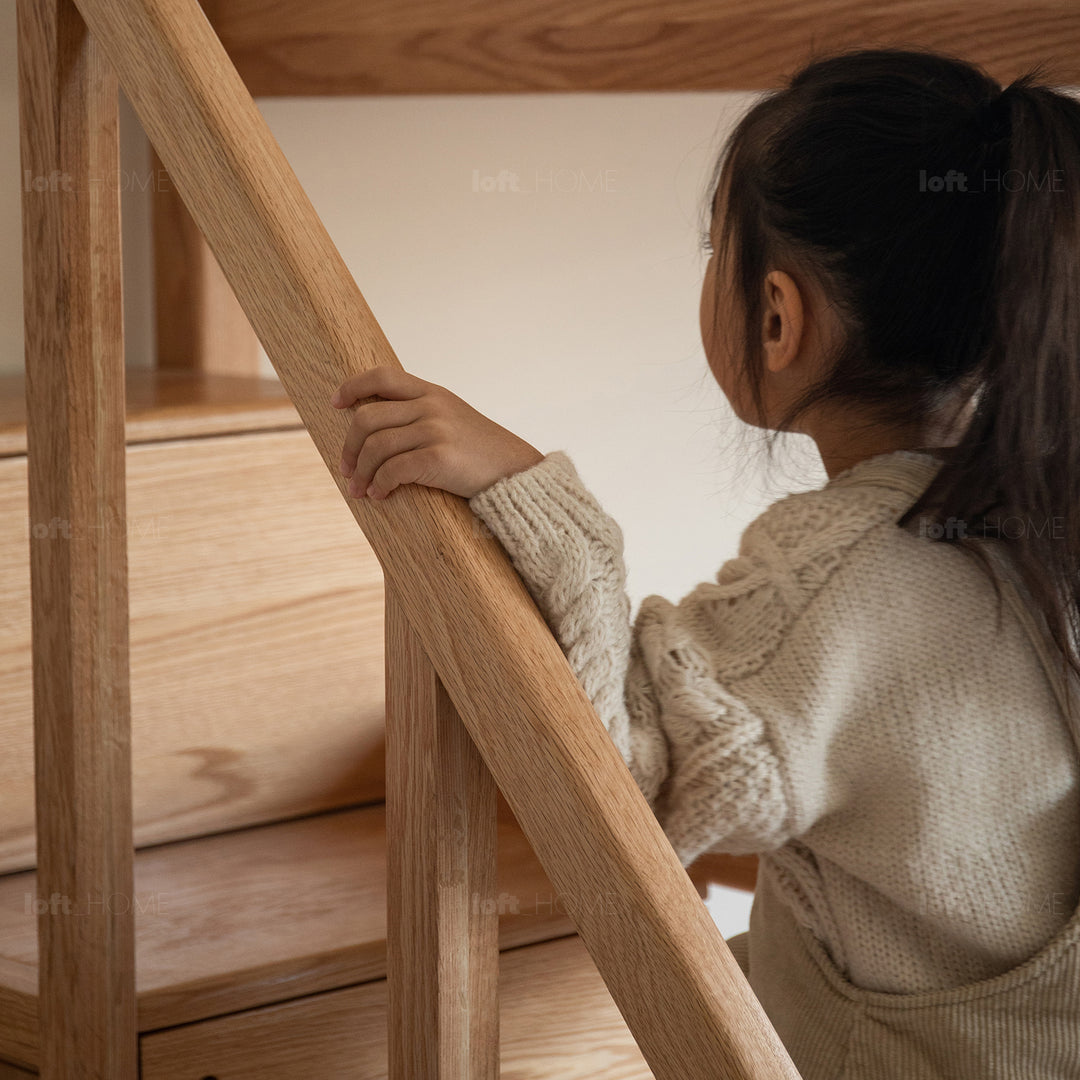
[139,933,655,1079]
[0,369,300,457]
[0,419,387,874]
[0,801,578,1071]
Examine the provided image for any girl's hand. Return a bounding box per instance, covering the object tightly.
[330,364,546,501]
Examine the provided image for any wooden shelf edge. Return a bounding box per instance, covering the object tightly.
[0,369,302,457]
[0,802,580,1064]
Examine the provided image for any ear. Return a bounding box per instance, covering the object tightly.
[761,269,805,374]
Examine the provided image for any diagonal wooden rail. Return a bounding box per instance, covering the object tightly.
[59,0,801,1074]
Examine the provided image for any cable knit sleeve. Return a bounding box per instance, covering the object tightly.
[468,449,803,868]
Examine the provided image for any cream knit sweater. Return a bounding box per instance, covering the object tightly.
[468,447,1080,995]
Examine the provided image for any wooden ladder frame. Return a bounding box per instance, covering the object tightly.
[18,0,1074,1075]
[17,0,801,1076]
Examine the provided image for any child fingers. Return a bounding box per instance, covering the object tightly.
[362,447,442,501]
[339,399,423,478]
[330,364,426,408]
[346,422,430,498]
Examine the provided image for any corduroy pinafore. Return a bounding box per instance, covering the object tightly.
[725,539,1080,1079]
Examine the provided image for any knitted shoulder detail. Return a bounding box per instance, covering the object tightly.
[744,477,922,593]
[672,478,923,685]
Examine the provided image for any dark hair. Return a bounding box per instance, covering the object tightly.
[701,46,1080,709]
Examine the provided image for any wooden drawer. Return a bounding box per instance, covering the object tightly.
[140,934,654,1079]
[0,428,386,872]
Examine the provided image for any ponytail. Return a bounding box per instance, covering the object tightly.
[913,72,1080,708]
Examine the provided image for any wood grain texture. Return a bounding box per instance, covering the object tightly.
[150,146,261,376]
[0,430,386,874]
[68,0,796,1073]
[0,370,300,457]
[0,417,756,887]
[198,0,1080,95]
[0,1061,36,1080]
[0,961,37,1075]
[139,933,654,1079]
[385,587,499,1079]
[0,803,580,1062]
[16,0,137,1075]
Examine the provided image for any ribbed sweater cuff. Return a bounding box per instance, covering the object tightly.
[467,450,613,585]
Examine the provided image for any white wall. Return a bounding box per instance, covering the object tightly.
[1,0,832,937]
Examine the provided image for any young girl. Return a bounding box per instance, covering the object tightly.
[331,47,1080,1078]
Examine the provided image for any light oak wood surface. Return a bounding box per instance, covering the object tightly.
[385,587,500,1078]
[0,803,584,1067]
[139,934,655,1080]
[17,0,137,1074]
[0,371,299,458]
[0,429,387,873]
[66,0,794,1072]
[198,0,1080,95]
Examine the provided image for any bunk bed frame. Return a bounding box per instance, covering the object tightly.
[5,0,1076,1075]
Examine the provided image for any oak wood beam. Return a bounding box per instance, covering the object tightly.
[16,0,136,1074]
[198,0,1080,95]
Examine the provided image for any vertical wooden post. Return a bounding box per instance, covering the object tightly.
[17,0,136,1076]
[385,585,499,1078]
[150,144,261,375]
